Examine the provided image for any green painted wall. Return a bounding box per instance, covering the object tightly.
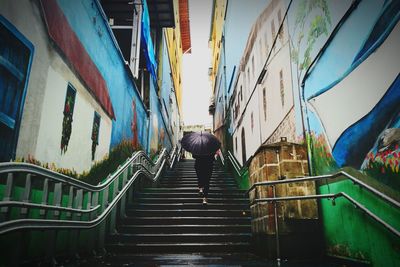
[318,170,400,267]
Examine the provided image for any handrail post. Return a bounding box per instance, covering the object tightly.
[272,185,281,266]
[20,174,32,215]
[1,173,14,215]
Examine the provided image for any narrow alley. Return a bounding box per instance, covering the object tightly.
[0,0,399,266]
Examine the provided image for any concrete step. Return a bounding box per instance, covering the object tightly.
[130,203,250,210]
[121,216,251,225]
[106,242,251,253]
[136,197,249,204]
[126,209,250,217]
[117,224,252,234]
[107,233,252,243]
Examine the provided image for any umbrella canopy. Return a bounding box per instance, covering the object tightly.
[181,132,221,156]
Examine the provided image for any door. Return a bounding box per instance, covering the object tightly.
[0,16,33,161]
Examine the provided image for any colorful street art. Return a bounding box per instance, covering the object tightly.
[288,0,352,143]
[301,0,400,190]
[130,100,140,150]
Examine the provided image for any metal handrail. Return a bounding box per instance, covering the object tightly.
[0,166,164,235]
[253,192,400,238]
[226,150,247,177]
[248,170,400,264]
[169,145,182,169]
[0,149,169,192]
[247,170,400,209]
[0,145,180,235]
[218,149,225,166]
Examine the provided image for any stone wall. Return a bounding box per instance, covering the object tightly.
[249,141,317,235]
[264,108,297,145]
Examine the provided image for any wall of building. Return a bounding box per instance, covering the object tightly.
[218,0,399,264]
[56,0,149,151]
[231,0,292,165]
[209,0,227,93]
[165,0,184,113]
[211,0,269,154]
[35,65,112,173]
[297,0,400,265]
[224,0,270,100]
[0,0,184,173]
[0,0,52,159]
[0,0,113,172]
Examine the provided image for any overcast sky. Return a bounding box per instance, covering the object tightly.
[181,0,213,127]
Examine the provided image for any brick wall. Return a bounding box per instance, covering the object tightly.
[249,141,317,235]
[264,108,297,145]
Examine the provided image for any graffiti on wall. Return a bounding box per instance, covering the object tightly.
[300,0,400,189]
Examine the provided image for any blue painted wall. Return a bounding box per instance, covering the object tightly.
[302,0,400,183]
[57,0,149,150]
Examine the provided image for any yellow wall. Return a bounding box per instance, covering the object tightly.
[165,0,183,113]
[209,0,227,93]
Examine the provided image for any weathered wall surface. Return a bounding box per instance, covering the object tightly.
[296,0,400,265]
[222,0,400,264]
[0,1,112,172]
[35,66,112,172]
[57,0,149,151]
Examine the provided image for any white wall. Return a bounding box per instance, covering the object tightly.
[232,0,294,164]
[35,64,112,173]
[0,1,112,173]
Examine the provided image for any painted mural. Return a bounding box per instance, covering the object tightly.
[56,0,150,151]
[149,81,171,156]
[148,36,174,156]
[288,0,352,145]
[300,0,400,189]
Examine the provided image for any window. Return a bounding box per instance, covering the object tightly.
[251,56,255,78]
[240,86,243,101]
[278,9,284,41]
[263,87,267,120]
[107,2,142,78]
[247,67,250,88]
[279,70,284,106]
[91,111,101,160]
[251,112,254,132]
[278,9,282,24]
[235,137,238,152]
[271,19,276,39]
[0,17,33,161]
[265,29,268,55]
[61,84,76,154]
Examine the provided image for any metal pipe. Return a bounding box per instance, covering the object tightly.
[246,172,400,209]
[252,192,400,238]
[272,185,281,266]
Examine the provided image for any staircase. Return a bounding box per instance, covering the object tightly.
[101,159,271,265]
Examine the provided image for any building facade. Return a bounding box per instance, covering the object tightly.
[209,0,269,154]
[0,0,188,173]
[211,0,400,265]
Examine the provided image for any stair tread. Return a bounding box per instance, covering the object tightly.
[108,242,250,246]
[112,233,251,237]
[108,160,252,254]
[126,216,250,219]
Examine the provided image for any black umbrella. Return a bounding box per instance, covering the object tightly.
[181,131,221,156]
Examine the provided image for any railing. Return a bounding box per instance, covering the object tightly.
[247,171,400,264]
[247,170,400,209]
[218,150,247,176]
[0,145,180,264]
[218,150,249,189]
[227,151,247,177]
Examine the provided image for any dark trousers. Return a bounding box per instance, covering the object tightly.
[194,156,214,197]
